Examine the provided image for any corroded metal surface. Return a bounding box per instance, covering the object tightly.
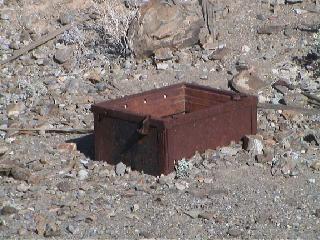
[91,83,258,176]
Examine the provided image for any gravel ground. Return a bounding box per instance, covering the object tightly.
[0,0,320,239]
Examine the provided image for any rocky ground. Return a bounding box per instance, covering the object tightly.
[0,0,320,239]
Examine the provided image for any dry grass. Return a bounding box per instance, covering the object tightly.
[92,0,139,57]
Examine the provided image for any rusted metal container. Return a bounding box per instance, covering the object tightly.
[91,83,257,176]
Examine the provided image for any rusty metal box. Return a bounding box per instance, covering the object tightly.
[91,83,257,176]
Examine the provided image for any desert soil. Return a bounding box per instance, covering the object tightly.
[0,0,320,239]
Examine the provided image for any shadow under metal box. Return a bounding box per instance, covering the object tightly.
[91,83,258,176]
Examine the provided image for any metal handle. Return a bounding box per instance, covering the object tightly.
[137,116,151,135]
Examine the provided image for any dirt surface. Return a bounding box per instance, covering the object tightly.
[1,0,320,239]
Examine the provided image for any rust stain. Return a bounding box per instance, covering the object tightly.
[91,83,258,176]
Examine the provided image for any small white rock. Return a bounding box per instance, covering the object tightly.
[115,162,126,176]
[242,45,251,53]
[131,204,139,212]
[78,169,89,180]
[308,178,316,184]
[175,181,189,191]
[156,63,169,70]
[16,183,30,192]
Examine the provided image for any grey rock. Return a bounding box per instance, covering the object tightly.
[95,82,107,92]
[198,211,216,220]
[20,30,31,42]
[1,206,18,215]
[0,145,8,156]
[220,146,239,156]
[243,135,264,155]
[54,48,72,64]
[58,13,74,25]
[227,228,242,237]
[200,74,208,80]
[284,27,295,37]
[16,183,30,192]
[231,70,268,95]
[175,181,188,191]
[115,162,126,176]
[263,49,277,60]
[65,78,80,94]
[44,223,60,237]
[78,169,88,180]
[0,12,10,20]
[9,42,20,50]
[257,25,284,35]
[154,47,174,61]
[10,167,31,181]
[156,63,169,70]
[66,224,78,234]
[131,204,139,212]
[256,14,267,21]
[7,102,26,117]
[56,181,74,192]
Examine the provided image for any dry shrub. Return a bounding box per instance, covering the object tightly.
[92,0,139,57]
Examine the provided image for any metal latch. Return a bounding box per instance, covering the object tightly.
[137,116,151,135]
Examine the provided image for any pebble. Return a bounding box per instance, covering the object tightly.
[56,143,77,153]
[44,222,60,237]
[311,161,320,171]
[78,169,89,180]
[308,178,316,184]
[66,224,78,234]
[231,70,268,94]
[200,74,208,80]
[198,211,216,220]
[257,25,284,35]
[9,42,20,50]
[154,48,173,61]
[16,183,30,192]
[156,63,169,70]
[175,182,188,191]
[220,146,239,156]
[10,167,31,181]
[115,162,126,176]
[54,48,72,64]
[243,135,264,155]
[242,45,251,53]
[0,145,8,156]
[58,13,74,25]
[1,206,18,215]
[7,102,26,117]
[0,12,10,20]
[57,181,74,192]
[227,228,242,237]
[131,204,139,212]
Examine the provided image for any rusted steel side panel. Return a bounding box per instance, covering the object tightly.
[94,113,160,175]
[165,106,255,173]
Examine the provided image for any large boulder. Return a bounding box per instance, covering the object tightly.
[127,0,204,58]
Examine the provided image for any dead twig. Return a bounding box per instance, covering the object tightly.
[258,103,320,114]
[0,17,90,66]
[273,79,320,104]
[0,24,73,65]
[0,128,93,134]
